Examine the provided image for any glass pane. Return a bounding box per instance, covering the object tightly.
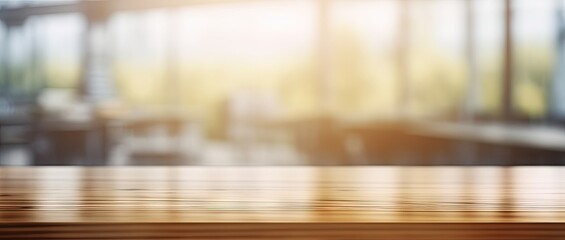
[0,22,6,90]
[474,0,504,118]
[39,13,84,88]
[551,0,565,119]
[513,0,556,119]
[407,0,467,119]
[112,10,169,108]
[0,0,79,7]
[330,0,399,119]
[1,19,44,98]
[6,25,27,96]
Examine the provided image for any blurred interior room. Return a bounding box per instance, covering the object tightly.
[2,0,565,166]
[1,1,565,239]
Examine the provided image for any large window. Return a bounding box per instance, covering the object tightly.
[3,0,564,124]
[112,1,317,135]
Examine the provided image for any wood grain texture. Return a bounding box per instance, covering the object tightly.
[1,166,564,223]
[1,223,565,240]
[1,167,564,239]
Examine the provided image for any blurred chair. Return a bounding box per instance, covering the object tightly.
[0,97,31,146]
[0,97,32,165]
[293,116,348,165]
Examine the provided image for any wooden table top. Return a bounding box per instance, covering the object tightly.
[1,166,564,223]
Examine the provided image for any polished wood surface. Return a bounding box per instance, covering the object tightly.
[2,223,565,240]
[1,167,564,239]
[1,166,564,223]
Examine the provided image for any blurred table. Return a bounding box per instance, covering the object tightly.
[410,122,565,152]
[1,166,564,239]
[31,119,102,166]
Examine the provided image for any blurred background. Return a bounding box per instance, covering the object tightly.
[1,0,565,166]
